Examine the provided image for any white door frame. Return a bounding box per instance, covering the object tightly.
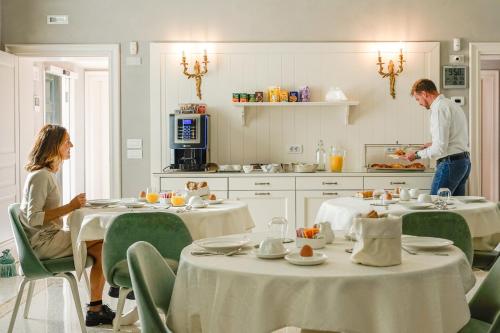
[469,43,500,196]
[5,44,121,197]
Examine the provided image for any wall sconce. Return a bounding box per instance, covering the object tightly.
[181,50,209,100]
[377,49,405,99]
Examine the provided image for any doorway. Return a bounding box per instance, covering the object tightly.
[5,44,121,200]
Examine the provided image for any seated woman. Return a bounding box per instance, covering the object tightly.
[19,124,115,327]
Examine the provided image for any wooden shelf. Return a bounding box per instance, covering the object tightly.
[232,101,360,126]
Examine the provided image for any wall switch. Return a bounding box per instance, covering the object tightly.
[127,138,142,149]
[129,41,138,55]
[127,149,143,159]
[450,96,465,106]
[449,55,465,64]
[287,144,303,154]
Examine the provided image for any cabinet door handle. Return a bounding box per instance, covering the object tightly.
[390,181,406,185]
[322,192,338,196]
[322,182,338,185]
[255,192,271,196]
[254,182,271,185]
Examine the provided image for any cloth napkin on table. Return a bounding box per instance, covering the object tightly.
[350,215,402,267]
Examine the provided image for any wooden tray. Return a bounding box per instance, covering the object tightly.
[368,167,426,172]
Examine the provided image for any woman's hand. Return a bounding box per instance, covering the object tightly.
[70,193,87,210]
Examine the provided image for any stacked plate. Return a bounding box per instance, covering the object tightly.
[456,196,487,203]
[86,199,119,207]
[194,237,250,253]
[402,235,453,249]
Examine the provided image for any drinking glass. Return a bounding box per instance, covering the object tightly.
[171,190,186,207]
[267,217,288,240]
[146,187,160,204]
[437,188,451,209]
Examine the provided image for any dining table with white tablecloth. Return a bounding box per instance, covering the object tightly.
[167,232,475,333]
[67,200,255,280]
[314,197,500,250]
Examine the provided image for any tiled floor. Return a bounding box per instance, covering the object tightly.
[0,269,488,333]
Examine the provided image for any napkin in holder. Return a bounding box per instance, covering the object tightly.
[350,215,402,267]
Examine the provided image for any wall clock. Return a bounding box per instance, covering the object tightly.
[443,65,468,89]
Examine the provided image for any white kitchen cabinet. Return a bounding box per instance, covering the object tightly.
[229,177,295,191]
[229,190,295,236]
[296,177,363,190]
[296,190,357,229]
[364,176,433,190]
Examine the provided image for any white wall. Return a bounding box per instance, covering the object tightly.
[152,42,440,173]
[3,1,500,195]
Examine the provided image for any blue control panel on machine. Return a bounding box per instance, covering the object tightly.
[169,114,209,149]
[179,118,196,140]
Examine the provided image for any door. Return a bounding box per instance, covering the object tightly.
[229,191,295,236]
[0,51,19,244]
[480,70,500,201]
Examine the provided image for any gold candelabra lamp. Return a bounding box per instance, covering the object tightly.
[181,50,209,100]
[377,49,405,99]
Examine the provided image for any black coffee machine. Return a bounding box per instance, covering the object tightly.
[169,114,209,171]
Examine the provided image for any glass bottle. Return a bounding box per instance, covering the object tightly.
[316,140,327,171]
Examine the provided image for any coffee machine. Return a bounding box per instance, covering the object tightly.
[169,114,209,171]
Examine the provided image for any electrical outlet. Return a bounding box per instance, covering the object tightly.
[287,144,303,154]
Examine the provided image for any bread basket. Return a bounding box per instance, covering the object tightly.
[293,163,318,173]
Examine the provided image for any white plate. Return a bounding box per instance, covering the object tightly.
[402,236,453,249]
[253,249,290,259]
[284,252,327,266]
[87,199,119,207]
[399,202,434,210]
[205,199,224,205]
[120,202,146,208]
[191,203,208,208]
[456,196,487,203]
[194,237,250,252]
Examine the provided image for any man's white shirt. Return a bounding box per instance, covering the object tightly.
[418,94,469,160]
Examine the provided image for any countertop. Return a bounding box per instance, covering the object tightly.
[153,169,435,177]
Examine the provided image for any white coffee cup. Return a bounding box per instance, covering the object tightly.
[409,188,419,198]
[188,195,204,206]
[242,165,253,173]
[259,238,286,255]
[418,193,433,203]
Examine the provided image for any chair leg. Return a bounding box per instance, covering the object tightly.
[83,269,91,298]
[113,287,130,332]
[59,272,87,333]
[7,278,29,333]
[23,280,35,319]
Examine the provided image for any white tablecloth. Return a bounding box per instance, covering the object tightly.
[314,197,500,250]
[67,201,255,279]
[168,233,475,333]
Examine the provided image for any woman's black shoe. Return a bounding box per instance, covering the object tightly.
[85,304,116,326]
[108,286,135,300]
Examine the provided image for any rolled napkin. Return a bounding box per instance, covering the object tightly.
[350,214,402,267]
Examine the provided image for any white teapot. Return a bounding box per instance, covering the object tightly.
[318,222,335,244]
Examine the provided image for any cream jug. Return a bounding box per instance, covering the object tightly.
[399,188,411,201]
[318,222,335,244]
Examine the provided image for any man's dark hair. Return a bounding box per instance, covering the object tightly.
[411,79,438,96]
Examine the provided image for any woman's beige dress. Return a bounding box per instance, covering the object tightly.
[19,168,73,260]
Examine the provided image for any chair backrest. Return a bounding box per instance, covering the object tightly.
[468,257,500,325]
[402,211,473,263]
[127,241,175,333]
[103,212,192,284]
[7,204,51,278]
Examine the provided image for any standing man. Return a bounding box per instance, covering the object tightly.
[405,79,471,195]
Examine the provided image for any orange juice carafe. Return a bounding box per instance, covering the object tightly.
[146,191,159,204]
[330,147,345,172]
[171,193,186,206]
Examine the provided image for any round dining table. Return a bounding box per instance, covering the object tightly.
[314,197,500,250]
[67,200,255,281]
[167,232,475,333]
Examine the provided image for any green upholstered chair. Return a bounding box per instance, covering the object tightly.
[102,212,192,332]
[459,257,500,332]
[402,211,473,264]
[127,241,175,333]
[7,203,93,333]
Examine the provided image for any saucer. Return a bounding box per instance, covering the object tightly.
[205,199,224,205]
[120,202,146,208]
[253,249,290,259]
[284,252,327,266]
[191,202,208,208]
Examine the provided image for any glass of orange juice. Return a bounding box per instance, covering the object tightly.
[146,187,160,204]
[171,190,186,207]
[330,147,345,172]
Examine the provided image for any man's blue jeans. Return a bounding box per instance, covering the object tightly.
[431,157,471,195]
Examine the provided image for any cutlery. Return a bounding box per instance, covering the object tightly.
[190,250,247,256]
[224,247,243,256]
[402,246,417,255]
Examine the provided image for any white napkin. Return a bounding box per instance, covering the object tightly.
[351,215,402,267]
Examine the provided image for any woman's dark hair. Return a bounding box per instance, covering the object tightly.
[26,124,68,172]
